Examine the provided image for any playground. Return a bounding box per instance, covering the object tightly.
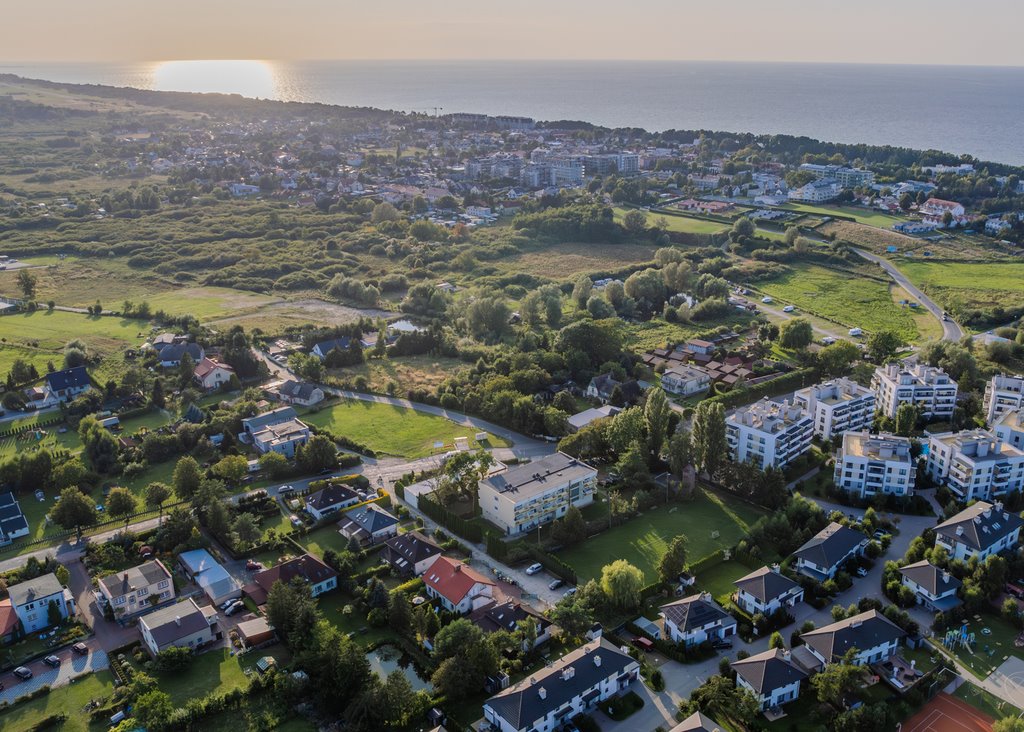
[935,613,1024,679]
[903,692,993,732]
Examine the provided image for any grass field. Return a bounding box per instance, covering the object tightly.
[560,489,764,583]
[300,399,508,458]
[931,611,1022,679]
[0,670,115,732]
[327,355,471,394]
[502,242,658,279]
[954,680,1021,720]
[624,311,758,353]
[781,203,905,228]
[757,263,925,342]
[695,559,752,606]
[0,308,146,352]
[615,207,728,235]
[898,261,1024,313]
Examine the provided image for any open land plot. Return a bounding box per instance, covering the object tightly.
[819,220,1015,262]
[615,207,728,235]
[0,670,115,732]
[0,309,146,353]
[559,489,764,583]
[206,298,394,332]
[500,242,658,279]
[756,263,925,342]
[897,261,1024,314]
[300,399,508,458]
[624,311,759,353]
[326,354,471,394]
[891,285,945,342]
[781,203,905,228]
[694,559,753,605]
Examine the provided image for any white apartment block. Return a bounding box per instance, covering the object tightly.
[934,501,1023,562]
[984,374,1024,423]
[871,362,958,420]
[479,453,597,536]
[925,429,1024,501]
[798,163,876,188]
[726,398,814,470]
[834,432,916,498]
[994,410,1024,451]
[794,378,875,440]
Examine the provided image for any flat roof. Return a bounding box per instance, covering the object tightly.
[481,452,595,500]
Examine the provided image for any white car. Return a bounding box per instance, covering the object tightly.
[525,563,543,575]
[761,296,773,304]
[821,336,836,345]
[848,327,863,337]
[782,305,796,313]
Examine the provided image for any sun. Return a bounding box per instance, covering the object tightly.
[151,60,276,98]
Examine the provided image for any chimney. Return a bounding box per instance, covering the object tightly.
[454,564,462,573]
[594,655,602,667]
[174,616,181,627]
[562,667,575,681]
[942,571,951,584]
[955,525,964,536]
[538,687,547,700]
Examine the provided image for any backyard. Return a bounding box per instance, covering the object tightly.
[780,203,905,228]
[300,399,507,458]
[559,489,764,583]
[0,670,115,732]
[694,559,754,606]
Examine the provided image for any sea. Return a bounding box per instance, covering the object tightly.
[3,59,1024,166]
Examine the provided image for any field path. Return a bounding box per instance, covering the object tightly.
[854,248,963,341]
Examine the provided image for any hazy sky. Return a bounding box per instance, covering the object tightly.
[4,0,1023,66]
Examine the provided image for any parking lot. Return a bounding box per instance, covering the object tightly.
[0,638,108,704]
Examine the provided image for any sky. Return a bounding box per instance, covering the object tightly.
[3,0,1023,66]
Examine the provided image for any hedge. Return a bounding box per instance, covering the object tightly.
[688,549,726,576]
[702,367,819,410]
[418,496,483,542]
[522,544,577,584]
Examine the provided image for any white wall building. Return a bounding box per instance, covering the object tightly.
[800,610,905,668]
[732,649,807,712]
[984,374,1024,423]
[898,560,962,611]
[139,598,217,656]
[925,429,1024,501]
[871,362,958,420]
[726,398,814,470]
[794,378,875,441]
[97,560,175,618]
[660,365,712,397]
[994,410,1024,451]
[933,501,1024,562]
[733,566,804,617]
[834,432,916,498]
[660,593,738,647]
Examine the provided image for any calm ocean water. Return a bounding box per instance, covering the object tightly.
[3,60,1023,165]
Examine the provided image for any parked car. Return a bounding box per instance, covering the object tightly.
[72,642,89,655]
[855,567,869,578]
[848,327,863,337]
[289,515,303,528]
[13,666,32,680]
[245,560,263,571]
[225,600,246,616]
[872,530,887,540]
[548,579,564,591]
[278,485,295,495]
[525,563,543,576]
[563,588,577,598]
[761,296,773,303]
[821,336,836,345]
[219,598,239,611]
[44,655,61,667]
[782,305,796,313]
[711,639,733,650]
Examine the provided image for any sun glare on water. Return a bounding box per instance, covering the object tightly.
[151,60,276,98]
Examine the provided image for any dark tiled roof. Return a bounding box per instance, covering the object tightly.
[313,337,351,354]
[470,599,550,636]
[306,483,358,512]
[660,594,734,633]
[0,492,28,539]
[792,522,867,570]
[340,504,398,534]
[731,648,807,695]
[935,501,1024,553]
[141,598,209,646]
[279,380,320,400]
[158,343,204,363]
[251,554,337,594]
[45,366,89,392]
[800,610,905,663]
[899,560,962,595]
[384,531,442,569]
[734,566,801,604]
[98,560,171,598]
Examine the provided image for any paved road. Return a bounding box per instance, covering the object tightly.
[0,517,163,576]
[0,639,108,705]
[854,248,963,342]
[753,299,846,341]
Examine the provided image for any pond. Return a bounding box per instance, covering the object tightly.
[365,644,431,691]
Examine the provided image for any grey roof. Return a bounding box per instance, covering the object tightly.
[731,648,807,695]
[0,492,29,539]
[792,522,867,570]
[384,531,442,569]
[671,712,725,732]
[306,483,358,512]
[158,343,204,363]
[98,560,172,598]
[8,573,64,607]
[800,610,905,663]
[341,504,398,534]
[141,598,209,646]
[482,452,596,500]
[241,406,298,433]
[935,501,1024,553]
[45,366,89,392]
[484,639,637,730]
[178,548,220,575]
[278,380,321,400]
[734,566,801,604]
[313,337,351,354]
[471,599,550,636]
[567,406,620,431]
[660,594,735,634]
[899,560,962,595]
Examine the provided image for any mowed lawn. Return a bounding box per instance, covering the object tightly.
[614,207,728,235]
[758,263,923,342]
[301,399,508,458]
[561,490,764,583]
[780,203,904,228]
[0,670,115,732]
[899,261,1024,313]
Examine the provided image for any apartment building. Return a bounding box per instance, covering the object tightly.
[788,179,840,202]
[984,374,1024,423]
[871,362,958,420]
[726,398,814,470]
[933,501,1023,561]
[925,430,1024,501]
[834,432,916,498]
[660,364,712,397]
[798,163,876,188]
[994,410,1024,450]
[794,378,875,440]
[479,452,597,536]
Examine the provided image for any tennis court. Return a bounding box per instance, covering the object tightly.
[903,693,993,732]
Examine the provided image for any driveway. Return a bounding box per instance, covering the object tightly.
[66,559,138,652]
[854,248,963,342]
[0,639,108,705]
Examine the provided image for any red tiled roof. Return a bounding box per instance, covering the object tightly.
[0,598,19,638]
[422,556,494,604]
[194,356,234,379]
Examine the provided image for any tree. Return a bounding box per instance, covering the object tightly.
[817,339,860,377]
[258,450,290,479]
[549,600,593,640]
[232,513,262,548]
[600,559,644,611]
[16,270,37,299]
[51,487,98,538]
[692,401,727,476]
[769,631,785,649]
[811,655,862,707]
[658,535,688,583]
[106,487,137,529]
[779,318,813,350]
[371,202,400,223]
[296,434,339,474]
[172,456,203,501]
[668,428,693,481]
[150,377,165,408]
[622,209,648,236]
[431,619,498,700]
[212,455,249,486]
[266,578,321,651]
[388,590,413,636]
[144,482,172,524]
[867,330,905,363]
[894,403,919,436]
[731,217,756,238]
[571,274,593,310]
[994,719,1024,732]
[551,505,587,546]
[134,690,174,730]
[643,387,672,460]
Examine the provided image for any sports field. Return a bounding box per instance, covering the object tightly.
[903,692,993,732]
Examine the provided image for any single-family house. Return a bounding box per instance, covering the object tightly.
[733,566,804,617]
[791,522,869,581]
[8,573,75,634]
[0,599,19,644]
[0,492,30,546]
[241,407,298,435]
[898,560,962,611]
[470,599,552,650]
[672,711,727,731]
[97,559,175,617]
[277,380,325,407]
[193,357,235,391]
[423,556,495,614]
[44,366,91,403]
[731,648,807,712]
[251,418,311,458]
[482,638,640,732]
[338,504,399,545]
[585,373,641,404]
[304,483,360,521]
[139,598,217,656]
[567,405,620,433]
[311,337,352,360]
[659,593,738,647]
[157,342,205,368]
[383,531,444,577]
[178,549,242,606]
[933,501,1023,561]
[800,610,905,668]
[245,554,337,605]
[661,365,712,397]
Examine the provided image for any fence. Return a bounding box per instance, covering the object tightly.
[0,415,64,439]
[702,367,819,410]
[418,496,483,542]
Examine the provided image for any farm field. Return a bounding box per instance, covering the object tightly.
[757,263,926,342]
[559,489,764,583]
[780,203,905,228]
[300,399,508,458]
[898,260,1024,314]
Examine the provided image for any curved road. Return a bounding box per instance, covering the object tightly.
[854,248,964,342]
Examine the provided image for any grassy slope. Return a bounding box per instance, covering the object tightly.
[780,203,904,228]
[613,207,728,235]
[898,260,1024,312]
